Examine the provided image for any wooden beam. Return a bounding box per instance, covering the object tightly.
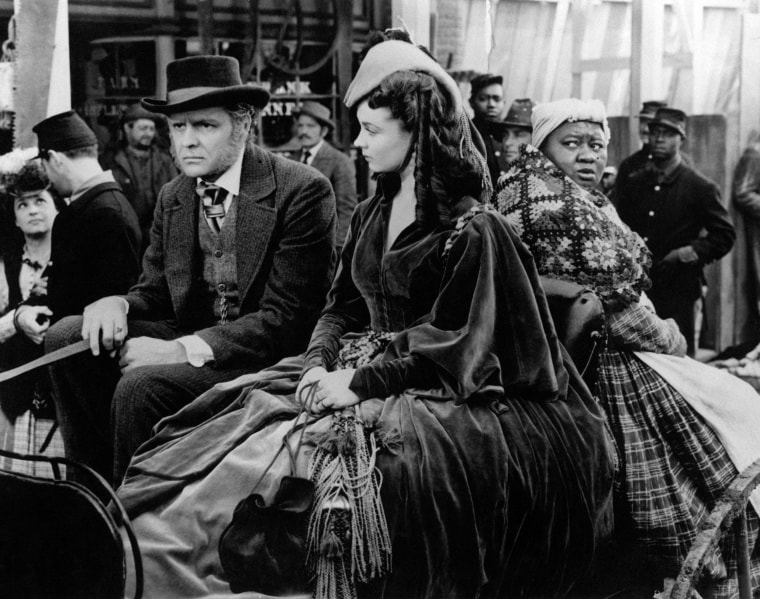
[630,0,664,153]
[335,0,352,152]
[571,0,591,97]
[580,51,691,72]
[197,0,215,56]
[674,0,704,113]
[155,0,175,98]
[542,0,570,101]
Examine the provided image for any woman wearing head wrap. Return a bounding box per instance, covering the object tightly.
[115,36,615,599]
[495,98,760,595]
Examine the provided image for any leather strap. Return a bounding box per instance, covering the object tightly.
[0,339,90,384]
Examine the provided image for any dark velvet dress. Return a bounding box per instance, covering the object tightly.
[118,179,615,599]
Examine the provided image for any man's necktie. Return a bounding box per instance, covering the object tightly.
[301,150,311,164]
[196,180,228,233]
[21,257,45,271]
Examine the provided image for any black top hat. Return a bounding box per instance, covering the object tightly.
[141,55,270,115]
[32,110,98,156]
[293,101,334,130]
[639,100,667,120]
[648,107,687,137]
[470,73,503,97]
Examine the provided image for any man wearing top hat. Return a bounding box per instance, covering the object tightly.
[493,97,534,178]
[616,107,735,355]
[15,110,142,331]
[100,103,178,257]
[469,73,505,185]
[45,55,336,485]
[293,101,356,247]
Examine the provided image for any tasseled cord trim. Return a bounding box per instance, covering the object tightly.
[306,408,393,599]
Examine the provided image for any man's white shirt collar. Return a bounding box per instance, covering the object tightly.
[304,140,324,164]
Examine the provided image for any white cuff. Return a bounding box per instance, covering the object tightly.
[177,335,214,367]
[0,310,16,343]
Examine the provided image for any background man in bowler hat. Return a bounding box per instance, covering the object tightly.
[494,97,534,177]
[293,101,356,247]
[616,107,735,355]
[46,55,336,485]
[15,110,141,339]
[468,73,505,184]
[100,103,178,258]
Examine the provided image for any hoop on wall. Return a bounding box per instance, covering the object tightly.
[244,0,340,79]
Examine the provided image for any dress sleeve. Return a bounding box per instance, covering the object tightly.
[350,211,568,403]
[302,207,371,373]
[606,302,687,356]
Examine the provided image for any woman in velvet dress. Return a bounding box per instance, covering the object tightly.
[117,40,615,599]
[495,98,760,596]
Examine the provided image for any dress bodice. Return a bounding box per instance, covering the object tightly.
[349,193,447,332]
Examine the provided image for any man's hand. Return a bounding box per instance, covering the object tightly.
[81,296,129,356]
[312,368,360,413]
[118,338,187,374]
[15,305,53,344]
[659,245,699,273]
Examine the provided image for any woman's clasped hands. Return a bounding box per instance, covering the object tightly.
[297,366,360,414]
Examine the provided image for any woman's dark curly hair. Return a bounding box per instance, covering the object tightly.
[363,68,485,227]
[0,160,64,255]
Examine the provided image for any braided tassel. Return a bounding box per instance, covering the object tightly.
[306,410,392,599]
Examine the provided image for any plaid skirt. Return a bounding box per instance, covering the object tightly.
[597,349,760,596]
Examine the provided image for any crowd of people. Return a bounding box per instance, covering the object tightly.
[0,26,760,599]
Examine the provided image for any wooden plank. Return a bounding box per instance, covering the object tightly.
[629,0,663,152]
[542,0,570,101]
[571,0,591,97]
[580,51,690,72]
[335,0,352,152]
[154,0,175,97]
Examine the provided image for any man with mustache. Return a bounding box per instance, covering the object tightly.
[100,103,178,258]
[45,55,336,486]
[615,107,735,356]
[293,101,356,248]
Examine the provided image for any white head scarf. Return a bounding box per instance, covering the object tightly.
[531,98,611,149]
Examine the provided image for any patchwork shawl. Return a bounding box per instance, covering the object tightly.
[495,145,651,311]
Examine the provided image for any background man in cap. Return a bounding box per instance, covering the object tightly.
[14,110,141,338]
[100,103,178,258]
[469,73,505,184]
[45,55,336,485]
[494,97,534,178]
[616,107,735,355]
[611,100,666,203]
[293,101,356,247]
